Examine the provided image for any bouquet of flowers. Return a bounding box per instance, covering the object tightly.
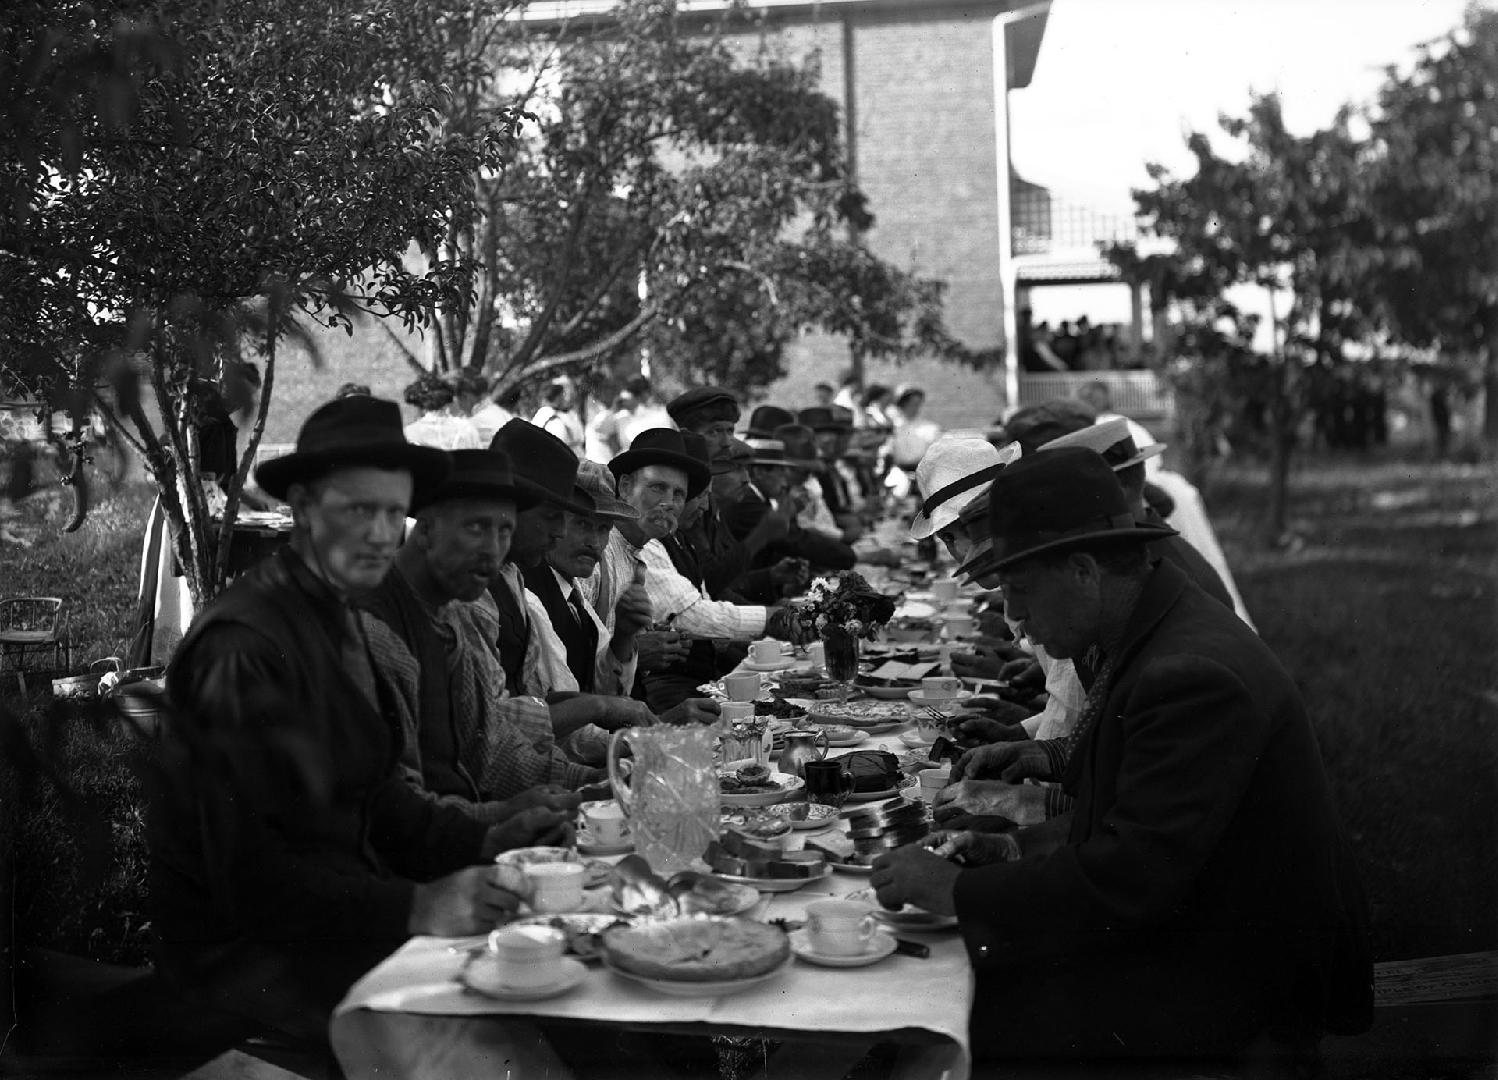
[794,571,898,642]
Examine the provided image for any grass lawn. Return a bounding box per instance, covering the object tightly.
[1,454,1495,971]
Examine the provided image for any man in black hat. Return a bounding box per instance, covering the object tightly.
[725,437,857,572]
[777,421,862,545]
[743,403,794,439]
[599,430,802,710]
[798,405,862,529]
[487,419,656,736]
[668,390,798,600]
[153,397,542,1046]
[360,449,605,806]
[871,448,1371,1065]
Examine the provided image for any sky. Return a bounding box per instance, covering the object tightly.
[1008,0,1474,325]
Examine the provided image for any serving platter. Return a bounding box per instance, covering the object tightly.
[709,863,832,893]
[807,700,911,727]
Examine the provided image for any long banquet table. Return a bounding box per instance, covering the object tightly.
[333,545,980,1079]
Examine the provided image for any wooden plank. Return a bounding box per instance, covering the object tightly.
[1374,951,1498,1007]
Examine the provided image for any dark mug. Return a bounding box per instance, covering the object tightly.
[803,760,853,808]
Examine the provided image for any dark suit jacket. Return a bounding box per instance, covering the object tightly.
[724,485,856,572]
[953,561,1371,1055]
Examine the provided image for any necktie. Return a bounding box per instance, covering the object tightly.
[569,587,590,629]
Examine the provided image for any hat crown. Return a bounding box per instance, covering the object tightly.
[746,404,794,436]
[988,448,1134,559]
[490,418,579,500]
[294,396,406,454]
[608,427,711,498]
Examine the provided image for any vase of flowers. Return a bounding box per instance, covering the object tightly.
[795,571,898,700]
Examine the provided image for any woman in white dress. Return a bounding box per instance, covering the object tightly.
[402,371,482,450]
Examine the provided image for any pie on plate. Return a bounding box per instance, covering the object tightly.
[602,917,789,983]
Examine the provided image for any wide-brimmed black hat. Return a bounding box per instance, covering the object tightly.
[957,447,1175,579]
[798,406,849,433]
[609,428,710,499]
[488,419,592,514]
[744,404,794,439]
[255,396,450,502]
[411,448,537,514]
[667,387,739,428]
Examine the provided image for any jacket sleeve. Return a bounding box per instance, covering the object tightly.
[953,654,1272,970]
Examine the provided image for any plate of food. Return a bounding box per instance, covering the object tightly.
[759,801,840,830]
[709,862,832,892]
[811,723,865,747]
[845,888,959,931]
[806,700,910,727]
[493,846,580,872]
[601,917,792,996]
[718,763,804,807]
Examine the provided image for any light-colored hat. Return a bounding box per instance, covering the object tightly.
[574,460,640,522]
[743,438,797,467]
[908,437,1021,540]
[1042,416,1164,471]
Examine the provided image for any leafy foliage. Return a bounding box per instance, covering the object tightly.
[413,0,963,397]
[2,0,522,604]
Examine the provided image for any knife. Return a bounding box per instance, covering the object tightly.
[769,919,930,959]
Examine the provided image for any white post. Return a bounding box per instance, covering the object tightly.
[992,14,1018,414]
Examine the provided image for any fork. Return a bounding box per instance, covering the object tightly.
[920,705,951,726]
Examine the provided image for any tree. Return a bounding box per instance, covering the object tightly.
[1368,3,1498,447]
[1115,94,1380,541]
[387,0,961,398]
[1,0,521,607]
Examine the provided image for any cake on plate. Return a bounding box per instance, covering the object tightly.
[603,917,789,982]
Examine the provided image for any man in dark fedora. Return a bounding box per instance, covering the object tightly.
[798,405,861,527]
[526,460,650,697]
[743,403,794,439]
[872,448,1371,1065]
[360,448,604,807]
[598,429,801,711]
[776,421,862,545]
[153,397,542,1047]
[726,437,857,572]
[486,419,656,737]
[668,388,798,600]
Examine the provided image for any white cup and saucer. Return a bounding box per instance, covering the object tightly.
[744,639,793,670]
[788,899,897,967]
[577,800,631,855]
[461,925,587,1000]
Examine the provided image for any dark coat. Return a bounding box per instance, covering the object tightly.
[724,485,856,572]
[953,560,1371,1058]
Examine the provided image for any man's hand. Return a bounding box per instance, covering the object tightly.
[603,697,658,732]
[923,829,1022,867]
[932,779,1046,828]
[999,657,1045,689]
[950,647,1004,681]
[951,739,1051,784]
[953,713,1032,747]
[636,630,688,672]
[408,866,524,936]
[770,557,810,597]
[764,605,805,644]
[480,806,575,860]
[659,698,721,726]
[497,784,583,819]
[869,844,961,917]
[613,584,654,638]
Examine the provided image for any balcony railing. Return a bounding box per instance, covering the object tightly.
[1017,370,1174,420]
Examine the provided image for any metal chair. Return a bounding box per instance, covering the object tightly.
[0,596,70,694]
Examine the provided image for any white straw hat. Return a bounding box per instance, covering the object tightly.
[1041,416,1164,471]
[909,437,1021,540]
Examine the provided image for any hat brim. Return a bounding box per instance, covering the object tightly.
[609,449,710,499]
[255,444,451,504]
[1110,443,1166,471]
[516,476,594,516]
[956,522,1178,580]
[909,499,968,541]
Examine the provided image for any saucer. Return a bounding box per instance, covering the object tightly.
[907,689,975,708]
[788,928,897,968]
[741,657,795,673]
[460,956,588,1000]
[577,834,633,857]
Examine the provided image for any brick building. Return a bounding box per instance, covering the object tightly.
[262,0,1051,446]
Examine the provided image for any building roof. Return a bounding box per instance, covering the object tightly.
[514,0,1048,89]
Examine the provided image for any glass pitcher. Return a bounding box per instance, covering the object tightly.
[607,725,720,875]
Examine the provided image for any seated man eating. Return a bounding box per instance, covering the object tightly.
[871,447,1371,1065]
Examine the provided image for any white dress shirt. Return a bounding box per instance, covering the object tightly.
[602,530,766,640]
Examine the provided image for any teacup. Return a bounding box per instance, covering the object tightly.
[749,639,784,665]
[524,862,586,914]
[582,801,627,846]
[805,899,878,956]
[805,641,826,671]
[719,701,757,724]
[917,765,951,801]
[930,578,960,602]
[723,672,762,702]
[486,925,567,988]
[920,676,963,699]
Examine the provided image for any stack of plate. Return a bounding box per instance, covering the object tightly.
[842,798,928,858]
